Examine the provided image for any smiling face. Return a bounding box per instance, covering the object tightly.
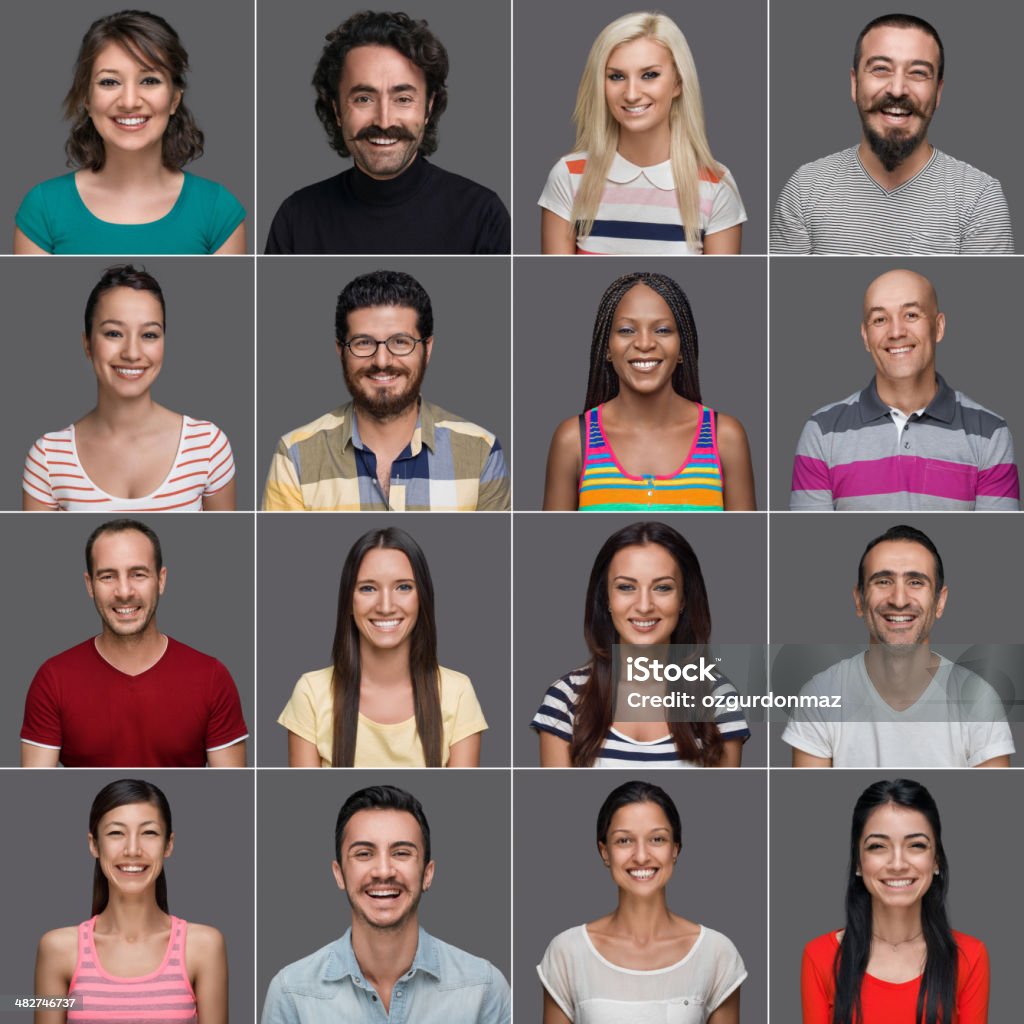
[604,36,680,139]
[86,41,180,156]
[351,547,420,654]
[608,542,684,646]
[861,270,944,387]
[84,287,165,397]
[89,801,173,897]
[340,305,431,421]
[599,801,679,895]
[84,529,166,640]
[851,26,942,171]
[854,540,947,648]
[335,45,431,179]
[333,808,434,931]
[607,284,681,395]
[858,803,937,910]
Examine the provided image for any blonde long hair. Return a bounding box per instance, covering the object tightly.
[571,12,721,251]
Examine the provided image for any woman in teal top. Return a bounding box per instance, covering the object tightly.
[14,11,245,255]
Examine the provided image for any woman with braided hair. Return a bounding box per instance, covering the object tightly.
[543,272,755,510]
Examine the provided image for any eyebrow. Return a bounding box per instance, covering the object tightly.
[98,318,164,329]
[609,826,671,835]
[94,564,154,574]
[355,577,415,585]
[347,840,420,852]
[606,63,666,73]
[347,82,420,96]
[866,302,925,316]
[105,819,160,827]
[611,575,677,583]
[864,55,935,72]
[864,832,930,841]
[866,569,932,584]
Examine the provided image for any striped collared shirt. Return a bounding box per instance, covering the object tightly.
[263,399,510,511]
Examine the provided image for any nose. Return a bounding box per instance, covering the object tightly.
[635,586,656,614]
[118,79,141,110]
[623,76,642,103]
[120,332,142,361]
[633,841,652,864]
[123,831,142,857]
[370,341,394,368]
[377,96,398,127]
[376,586,395,614]
[889,580,911,607]
[633,327,657,351]
[369,853,396,878]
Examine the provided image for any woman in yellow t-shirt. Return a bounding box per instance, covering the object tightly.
[279,527,487,767]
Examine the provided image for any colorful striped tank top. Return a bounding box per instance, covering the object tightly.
[578,403,724,510]
[68,916,197,1024]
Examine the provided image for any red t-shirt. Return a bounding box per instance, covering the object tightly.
[801,929,989,1024]
[20,637,248,767]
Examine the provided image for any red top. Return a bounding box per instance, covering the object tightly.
[20,637,248,766]
[801,930,989,1024]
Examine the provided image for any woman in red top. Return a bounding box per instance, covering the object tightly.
[801,778,988,1024]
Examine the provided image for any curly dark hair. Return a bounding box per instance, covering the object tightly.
[63,10,204,172]
[312,10,449,159]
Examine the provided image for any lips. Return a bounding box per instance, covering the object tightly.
[370,618,403,631]
[116,864,148,875]
[113,116,151,131]
[114,366,146,379]
[365,886,403,899]
[627,868,657,881]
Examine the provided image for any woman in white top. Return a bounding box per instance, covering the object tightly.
[539,11,745,255]
[22,264,235,511]
[279,527,488,767]
[538,780,745,1023]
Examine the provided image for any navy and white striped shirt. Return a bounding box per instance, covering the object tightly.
[771,147,1014,254]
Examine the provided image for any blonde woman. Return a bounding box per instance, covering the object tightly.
[539,12,744,255]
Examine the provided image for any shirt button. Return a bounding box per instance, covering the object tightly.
[396,992,403,998]
[904,442,911,449]
[371,995,377,1001]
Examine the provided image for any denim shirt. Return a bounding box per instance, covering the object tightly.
[262,927,510,1024]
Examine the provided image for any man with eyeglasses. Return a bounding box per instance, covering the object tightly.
[263,270,510,510]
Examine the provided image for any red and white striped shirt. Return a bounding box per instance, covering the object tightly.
[23,416,234,511]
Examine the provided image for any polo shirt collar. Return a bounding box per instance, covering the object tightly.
[607,151,674,190]
[347,399,437,455]
[322,928,442,984]
[860,374,953,424]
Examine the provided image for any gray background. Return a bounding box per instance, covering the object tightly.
[256,0,512,248]
[514,770,767,1023]
[769,257,1024,509]
[256,768,511,1005]
[513,512,768,766]
[0,257,256,510]
[512,0,768,253]
[0,769,254,1021]
[0,513,255,766]
[770,769,1022,1022]
[2,0,255,252]
[768,513,1024,763]
[255,256,511,510]
[512,256,767,509]
[769,0,1021,241]
[257,513,511,766]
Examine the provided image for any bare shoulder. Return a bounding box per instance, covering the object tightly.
[715,412,750,447]
[186,923,226,956]
[550,415,581,451]
[37,927,78,971]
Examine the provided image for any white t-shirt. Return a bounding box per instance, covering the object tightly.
[781,652,1014,767]
[538,924,745,1024]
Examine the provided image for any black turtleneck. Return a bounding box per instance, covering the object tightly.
[265,157,510,254]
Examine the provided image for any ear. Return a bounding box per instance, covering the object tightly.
[422,859,435,891]
[853,585,865,619]
[597,840,609,865]
[423,335,434,368]
[164,832,175,858]
[332,860,346,892]
[82,331,92,360]
[84,571,95,600]
[935,79,943,112]
[850,67,857,105]
[333,98,343,128]
[157,565,167,595]
[672,73,681,100]
[171,89,182,117]
[934,585,948,620]
[860,321,869,353]
[88,832,99,859]
[934,311,945,345]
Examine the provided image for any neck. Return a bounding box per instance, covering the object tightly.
[616,123,672,168]
[863,646,936,706]
[609,891,674,940]
[608,388,691,427]
[91,391,160,430]
[96,896,168,937]
[351,917,419,989]
[871,902,925,944]
[857,136,933,189]
[354,401,419,455]
[358,639,414,685]
[874,371,938,415]
[95,628,167,672]
[86,145,175,188]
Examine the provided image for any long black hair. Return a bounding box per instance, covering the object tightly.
[834,779,956,1024]
[583,272,702,412]
[89,779,173,916]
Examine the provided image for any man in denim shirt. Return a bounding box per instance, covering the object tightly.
[262,785,510,1023]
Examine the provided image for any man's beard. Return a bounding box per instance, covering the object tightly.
[343,356,426,421]
[858,93,933,172]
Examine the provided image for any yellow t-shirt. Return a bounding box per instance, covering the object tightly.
[277,665,488,767]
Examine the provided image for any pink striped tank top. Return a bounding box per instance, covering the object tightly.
[67,916,197,1024]
[578,403,725,510]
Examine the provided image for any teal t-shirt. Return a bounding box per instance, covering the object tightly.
[15,172,245,254]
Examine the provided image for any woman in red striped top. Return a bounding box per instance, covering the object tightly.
[33,779,227,1024]
[22,265,235,512]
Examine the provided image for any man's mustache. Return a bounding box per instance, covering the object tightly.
[353,125,417,142]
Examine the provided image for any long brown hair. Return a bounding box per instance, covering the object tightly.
[330,528,442,767]
[572,521,723,767]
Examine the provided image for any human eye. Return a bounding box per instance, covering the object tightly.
[904,311,921,321]
[615,325,636,336]
[865,841,885,851]
[614,836,633,845]
[654,582,675,593]
[641,70,661,80]
[351,93,374,105]
[97,76,121,88]
[140,74,163,86]
[396,582,415,593]
[650,835,667,844]
[606,71,624,81]
[614,582,636,592]
[103,329,123,339]
[142,330,162,340]
[868,63,892,77]
[357,583,377,594]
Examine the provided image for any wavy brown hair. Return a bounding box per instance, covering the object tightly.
[63,10,204,171]
[572,521,723,767]
[331,528,442,767]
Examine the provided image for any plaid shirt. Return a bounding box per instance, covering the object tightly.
[263,400,510,511]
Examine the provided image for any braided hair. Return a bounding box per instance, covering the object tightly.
[583,272,702,412]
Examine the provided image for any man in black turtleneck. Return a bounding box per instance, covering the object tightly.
[265,11,510,255]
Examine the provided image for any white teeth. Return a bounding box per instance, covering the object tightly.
[630,360,660,369]
[885,615,913,622]
[118,865,146,872]
[888,346,913,355]
[367,888,401,896]
[629,868,656,879]
[631,619,657,628]
[114,607,139,615]
[115,117,148,125]
[372,619,401,630]
[368,137,398,145]
[883,879,915,887]
[115,367,144,377]
[624,105,651,113]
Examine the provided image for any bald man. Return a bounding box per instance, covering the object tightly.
[790,269,1020,510]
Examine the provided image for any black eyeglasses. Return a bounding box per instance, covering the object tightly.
[341,334,428,357]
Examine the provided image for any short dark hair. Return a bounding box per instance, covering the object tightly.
[853,13,944,82]
[856,524,944,596]
[85,519,164,576]
[313,10,449,159]
[596,780,682,848]
[334,785,431,864]
[84,264,166,337]
[335,269,433,341]
[63,10,204,171]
